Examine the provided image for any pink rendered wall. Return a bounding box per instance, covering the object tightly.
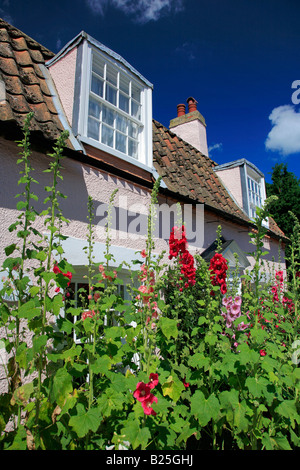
[171,119,209,156]
[48,47,77,126]
[215,167,244,210]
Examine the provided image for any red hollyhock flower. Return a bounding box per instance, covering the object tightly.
[141,394,157,416]
[148,373,159,389]
[133,382,151,402]
[53,264,62,275]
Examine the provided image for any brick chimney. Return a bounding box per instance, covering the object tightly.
[169,97,208,156]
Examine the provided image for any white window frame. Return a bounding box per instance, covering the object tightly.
[245,165,268,227]
[77,41,153,170]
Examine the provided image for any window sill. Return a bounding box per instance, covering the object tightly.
[78,135,153,173]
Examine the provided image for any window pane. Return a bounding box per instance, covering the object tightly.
[106,65,118,86]
[91,75,103,97]
[119,93,129,113]
[129,121,139,139]
[128,138,138,159]
[92,56,104,77]
[120,75,129,94]
[89,98,101,119]
[116,114,127,133]
[101,124,114,147]
[102,105,115,126]
[131,84,141,103]
[88,118,99,140]
[116,132,126,153]
[106,84,117,106]
[131,101,141,120]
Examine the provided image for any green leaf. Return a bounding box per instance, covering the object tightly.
[188,352,210,370]
[11,382,34,406]
[18,299,40,320]
[69,404,101,438]
[4,243,17,256]
[275,400,299,427]
[50,368,73,408]
[191,391,220,427]
[16,201,27,211]
[32,334,48,354]
[261,432,292,450]
[159,316,178,340]
[122,419,151,450]
[161,374,185,403]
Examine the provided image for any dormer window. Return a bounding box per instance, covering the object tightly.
[73,38,153,169]
[87,52,143,160]
[214,158,268,226]
[47,33,153,168]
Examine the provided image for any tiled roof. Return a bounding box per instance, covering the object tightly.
[0,18,67,144]
[152,120,286,239]
[152,120,249,221]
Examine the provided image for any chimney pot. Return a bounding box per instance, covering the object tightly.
[177,103,186,117]
[187,96,198,113]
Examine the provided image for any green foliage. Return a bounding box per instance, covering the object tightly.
[0,117,299,450]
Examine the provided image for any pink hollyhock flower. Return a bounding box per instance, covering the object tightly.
[141,249,147,258]
[138,285,154,303]
[133,382,151,402]
[148,373,159,389]
[82,310,96,320]
[141,394,157,416]
[260,349,266,357]
[229,303,241,318]
[234,296,242,306]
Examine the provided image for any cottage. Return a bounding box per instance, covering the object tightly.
[0,18,286,306]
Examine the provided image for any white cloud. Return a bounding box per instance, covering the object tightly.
[208,143,223,153]
[86,0,184,23]
[265,105,300,156]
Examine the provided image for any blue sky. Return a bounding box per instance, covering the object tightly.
[1,0,300,183]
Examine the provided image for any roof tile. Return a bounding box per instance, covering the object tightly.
[0,18,69,146]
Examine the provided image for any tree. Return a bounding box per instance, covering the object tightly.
[266,163,300,265]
